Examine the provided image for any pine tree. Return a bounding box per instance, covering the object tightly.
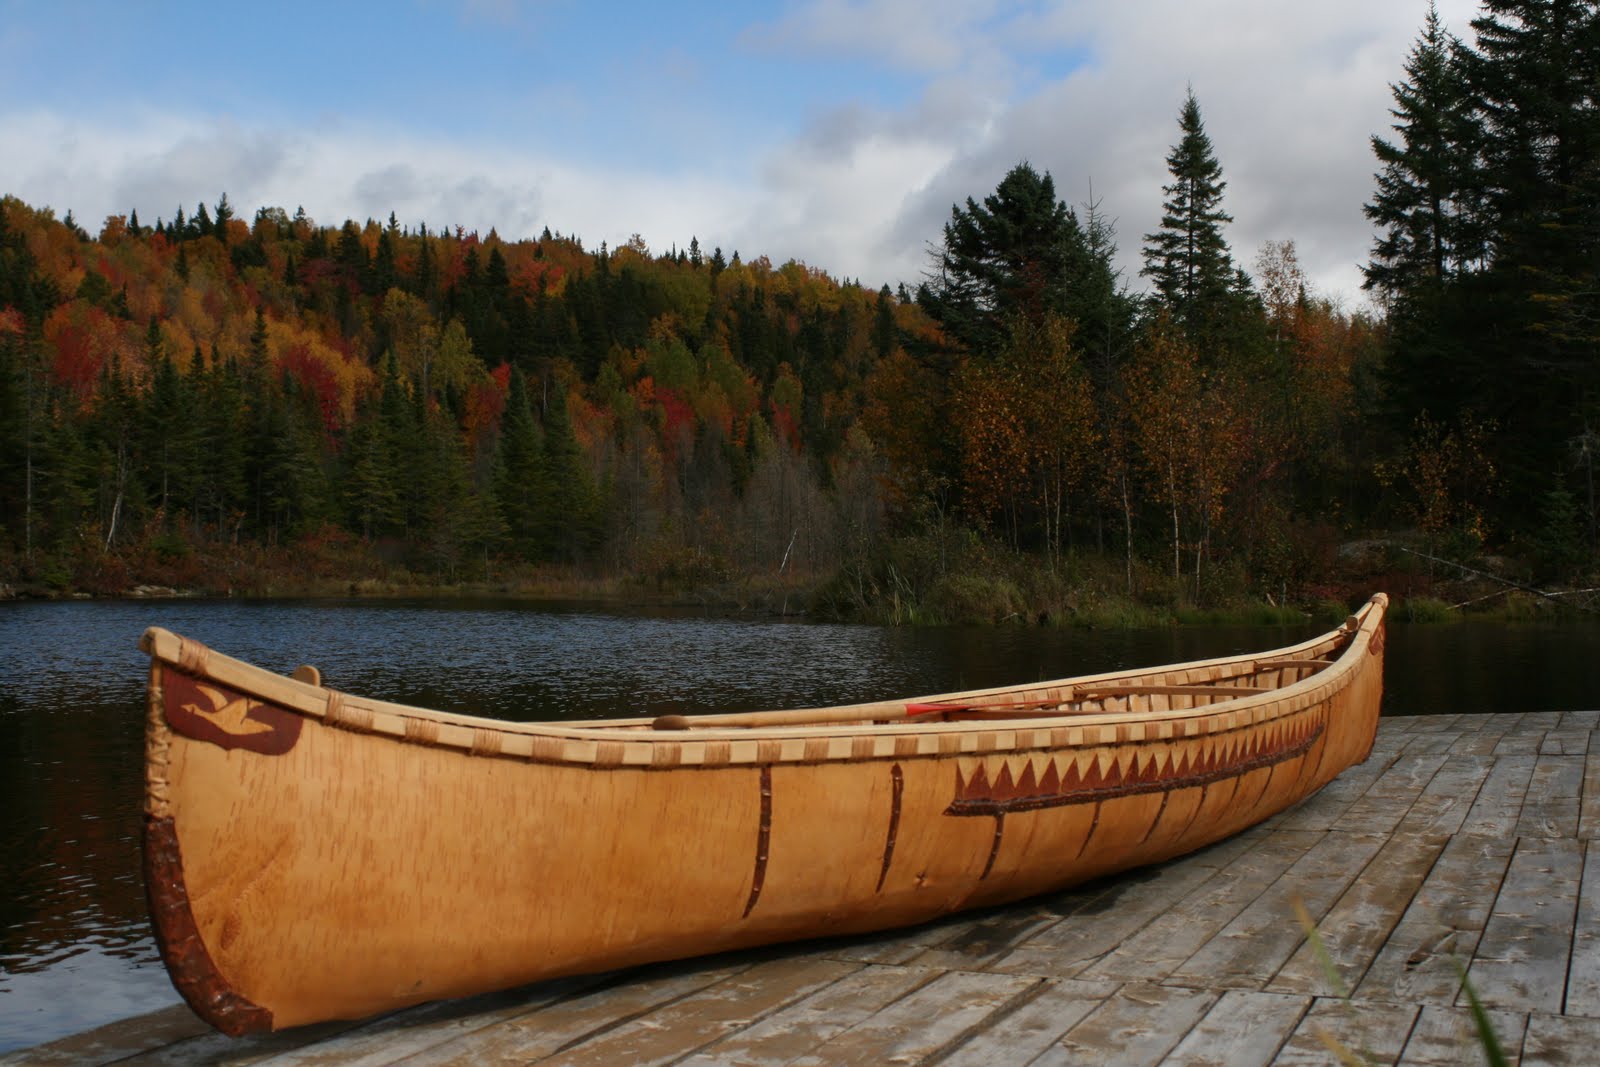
[198,351,247,537]
[873,284,897,359]
[1141,90,1237,336]
[1472,0,1600,342]
[1364,3,1485,298]
[373,229,398,295]
[213,193,233,246]
[141,347,197,518]
[921,161,1091,355]
[534,381,597,561]
[1470,0,1600,516]
[494,367,544,557]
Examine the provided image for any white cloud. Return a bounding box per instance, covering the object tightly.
[736,0,1484,305]
[0,110,755,254]
[0,0,1484,308]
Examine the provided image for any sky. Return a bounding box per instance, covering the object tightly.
[0,0,1481,309]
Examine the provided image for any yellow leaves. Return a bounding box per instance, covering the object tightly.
[955,312,1098,527]
[264,317,374,423]
[1124,318,1246,527]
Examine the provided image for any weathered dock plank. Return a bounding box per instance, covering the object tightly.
[1397,1004,1526,1066]
[1353,830,1517,1006]
[1032,983,1217,1067]
[1269,831,1449,997]
[1457,753,1539,837]
[1516,753,1586,838]
[0,1004,206,1067]
[936,979,1117,1066]
[1465,836,1585,1015]
[512,956,860,1067]
[1072,830,1322,983]
[1335,752,1448,835]
[1272,997,1420,1066]
[1579,751,1600,841]
[1166,830,1388,990]
[25,712,1600,1067]
[1521,1011,1600,1066]
[676,963,940,1067]
[390,960,756,1066]
[987,830,1265,980]
[1393,755,1495,837]
[778,969,1040,1066]
[1562,840,1600,1017]
[1157,990,1311,1067]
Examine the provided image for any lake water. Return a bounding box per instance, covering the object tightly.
[3,597,1599,1052]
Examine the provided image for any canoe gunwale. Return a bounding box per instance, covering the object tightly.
[138,594,1386,771]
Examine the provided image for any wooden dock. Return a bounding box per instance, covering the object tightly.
[11,710,1600,1066]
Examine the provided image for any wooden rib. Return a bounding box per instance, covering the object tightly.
[1078,684,1265,699]
[1263,659,1333,670]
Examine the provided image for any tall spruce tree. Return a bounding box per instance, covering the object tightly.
[494,367,545,558]
[1364,3,1485,298]
[1472,0,1600,342]
[1141,90,1236,337]
[1472,0,1600,516]
[533,382,597,562]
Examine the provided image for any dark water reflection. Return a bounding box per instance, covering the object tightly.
[2,598,1597,1051]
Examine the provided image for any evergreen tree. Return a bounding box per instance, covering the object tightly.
[873,284,897,359]
[1470,0,1600,517]
[1141,90,1237,336]
[534,381,598,561]
[141,348,198,518]
[494,367,545,557]
[197,350,247,536]
[920,161,1091,355]
[89,354,143,549]
[213,193,233,246]
[1364,3,1485,298]
[373,229,398,295]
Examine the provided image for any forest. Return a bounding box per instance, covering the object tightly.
[2,0,1597,621]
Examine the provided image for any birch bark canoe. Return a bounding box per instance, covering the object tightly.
[139,593,1388,1035]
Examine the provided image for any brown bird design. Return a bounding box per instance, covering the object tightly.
[183,683,274,737]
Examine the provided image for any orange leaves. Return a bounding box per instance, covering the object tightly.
[43,301,138,400]
[264,317,374,428]
[0,306,22,335]
[956,357,1031,521]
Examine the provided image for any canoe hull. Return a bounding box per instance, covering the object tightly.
[142,595,1386,1033]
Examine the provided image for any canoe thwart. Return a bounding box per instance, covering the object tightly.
[291,665,321,687]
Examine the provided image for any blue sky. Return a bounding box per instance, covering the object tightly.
[1,0,1478,302]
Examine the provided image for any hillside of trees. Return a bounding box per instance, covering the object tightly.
[2,0,1597,620]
